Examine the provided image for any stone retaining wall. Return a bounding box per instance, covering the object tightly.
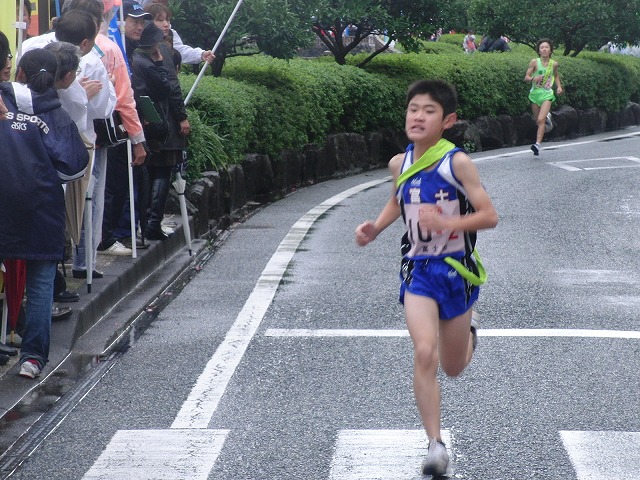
[170,102,640,236]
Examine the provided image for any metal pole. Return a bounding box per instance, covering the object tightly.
[16,0,25,59]
[85,176,94,293]
[184,0,244,106]
[115,0,137,258]
[179,0,245,256]
[172,172,192,256]
[127,141,137,258]
[117,0,126,47]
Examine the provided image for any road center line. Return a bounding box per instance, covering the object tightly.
[264,328,640,339]
[170,178,389,429]
[472,130,640,163]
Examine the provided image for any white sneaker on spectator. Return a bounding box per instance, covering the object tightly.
[99,241,132,256]
[19,360,41,379]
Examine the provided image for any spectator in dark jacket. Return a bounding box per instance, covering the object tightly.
[0,49,89,379]
[132,21,188,240]
[478,35,511,53]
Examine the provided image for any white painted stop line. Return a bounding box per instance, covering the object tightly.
[83,173,640,479]
[83,178,389,479]
[548,156,640,171]
[561,431,640,479]
[264,328,640,339]
[83,429,228,480]
[329,429,451,480]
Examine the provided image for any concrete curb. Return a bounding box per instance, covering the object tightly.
[0,217,209,418]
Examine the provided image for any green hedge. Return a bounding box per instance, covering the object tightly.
[179,50,640,174]
[180,56,400,168]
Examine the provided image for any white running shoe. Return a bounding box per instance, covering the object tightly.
[422,437,449,476]
[545,112,553,132]
[99,241,132,256]
[19,361,41,379]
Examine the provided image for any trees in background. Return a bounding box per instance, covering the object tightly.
[171,0,453,71]
[291,0,442,66]
[170,0,640,76]
[468,0,640,56]
[170,0,313,75]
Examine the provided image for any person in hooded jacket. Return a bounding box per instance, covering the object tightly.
[131,21,188,240]
[0,49,89,379]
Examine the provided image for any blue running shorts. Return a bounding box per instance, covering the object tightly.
[399,257,479,320]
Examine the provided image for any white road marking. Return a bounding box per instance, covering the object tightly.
[481,329,640,339]
[264,328,640,339]
[561,430,640,479]
[554,269,639,285]
[472,130,640,163]
[329,429,451,480]
[82,429,228,480]
[170,177,388,429]
[83,178,389,479]
[547,156,640,171]
[265,329,409,337]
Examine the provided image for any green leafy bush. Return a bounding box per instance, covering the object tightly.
[219,55,401,148]
[438,34,465,45]
[179,49,640,174]
[180,74,259,164]
[183,108,230,179]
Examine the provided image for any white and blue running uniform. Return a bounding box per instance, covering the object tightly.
[397,144,479,319]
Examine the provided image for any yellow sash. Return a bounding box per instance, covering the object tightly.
[396,140,488,286]
[395,139,455,188]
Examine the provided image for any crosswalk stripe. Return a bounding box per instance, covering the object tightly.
[82,429,228,480]
[83,179,390,478]
[329,429,451,480]
[264,328,640,339]
[561,430,640,480]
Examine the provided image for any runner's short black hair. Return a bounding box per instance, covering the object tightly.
[406,79,458,117]
[536,38,554,55]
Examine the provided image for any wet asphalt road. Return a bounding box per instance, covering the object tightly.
[3,129,640,479]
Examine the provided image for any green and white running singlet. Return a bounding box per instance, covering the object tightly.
[529,58,556,106]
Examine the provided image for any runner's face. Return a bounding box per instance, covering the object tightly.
[538,42,551,57]
[405,93,450,144]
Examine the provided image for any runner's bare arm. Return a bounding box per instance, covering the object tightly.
[524,59,538,83]
[554,62,563,95]
[355,154,403,245]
